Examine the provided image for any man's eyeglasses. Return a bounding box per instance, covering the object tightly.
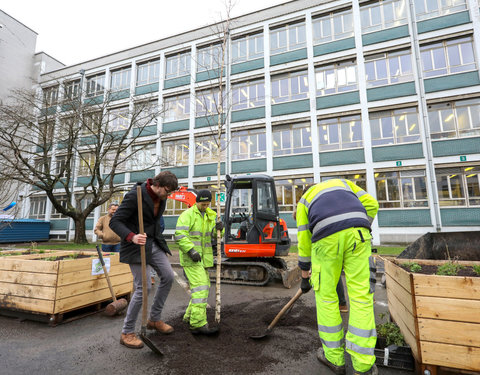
[164,187,175,195]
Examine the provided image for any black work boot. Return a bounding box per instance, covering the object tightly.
[316,348,346,375]
[354,364,378,375]
[189,323,219,336]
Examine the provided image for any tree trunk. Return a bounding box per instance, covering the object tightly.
[73,217,88,244]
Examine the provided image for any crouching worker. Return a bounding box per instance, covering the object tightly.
[175,189,223,335]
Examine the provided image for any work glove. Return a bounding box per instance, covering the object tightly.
[215,221,224,231]
[187,249,201,262]
[300,277,312,294]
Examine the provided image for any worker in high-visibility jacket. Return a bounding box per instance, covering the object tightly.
[296,179,379,375]
[175,189,223,335]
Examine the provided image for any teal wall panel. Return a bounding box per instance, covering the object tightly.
[86,218,94,231]
[441,208,480,226]
[231,58,264,74]
[362,25,409,46]
[272,99,310,116]
[133,125,157,137]
[196,69,223,82]
[280,212,296,229]
[319,149,365,166]
[378,209,432,227]
[424,71,480,93]
[163,166,188,179]
[164,76,190,89]
[109,89,130,101]
[273,154,313,170]
[231,107,265,122]
[84,95,104,105]
[130,170,155,182]
[316,91,360,109]
[372,143,424,162]
[313,38,355,56]
[194,162,225,177]
[270,48,308,66]
[40,106,57,116]
[164,216,180,230]
[135,82,159,96]
[367,82,416,101]
[76,176,92,187]
[195,114,223,128]
[417,11,470,34]
[50,219,69,230]
[432,137,480,157]
[162,119,190,133]
[231,158,266,173]
[102,173,126,185]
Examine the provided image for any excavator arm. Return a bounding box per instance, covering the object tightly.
[167,186,197,208]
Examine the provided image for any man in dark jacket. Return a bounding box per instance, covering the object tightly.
[110,171,178,349]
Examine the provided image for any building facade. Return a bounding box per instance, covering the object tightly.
[30,0,480,244]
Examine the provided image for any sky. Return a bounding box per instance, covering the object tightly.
[1,0,288,66]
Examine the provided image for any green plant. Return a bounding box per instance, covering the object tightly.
[0,251,22,256]
[436,262,463,276]
[67,252,80,260]
[473,265,480,276]
[45,256,58,261]
[402,262,421,273]
[376,322,405,346]
[38,249,45,254]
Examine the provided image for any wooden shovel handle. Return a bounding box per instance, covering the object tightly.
[267,288,303,331]
[137,186,148,327]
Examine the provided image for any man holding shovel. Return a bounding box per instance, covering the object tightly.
[110,171,178,349]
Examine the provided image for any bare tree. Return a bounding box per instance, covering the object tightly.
[0,82,164,243]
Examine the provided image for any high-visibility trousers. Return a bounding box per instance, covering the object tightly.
[183,263,210,329]
[312,227,377,373]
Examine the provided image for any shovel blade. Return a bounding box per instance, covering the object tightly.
[249,328,272,340]
[140,328,163,355]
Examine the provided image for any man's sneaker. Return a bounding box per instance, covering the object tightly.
[147,320,174,334]
[189,323,219,336]
[316,347,346,375]
[339,304,348,313]
[120,333,144,349]
[354,364,378,375]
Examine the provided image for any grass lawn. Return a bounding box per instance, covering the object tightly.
[288,244,404,256]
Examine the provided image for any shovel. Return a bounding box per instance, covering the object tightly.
[249,288,303,340]
[137,185,163,355]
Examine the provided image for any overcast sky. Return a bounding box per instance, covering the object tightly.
[2,0,288,66]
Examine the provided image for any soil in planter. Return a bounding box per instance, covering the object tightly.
[400,263,480,277]
[32,254,96,261]
[147,298,318,375]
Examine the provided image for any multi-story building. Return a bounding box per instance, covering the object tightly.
[29,0,480,244]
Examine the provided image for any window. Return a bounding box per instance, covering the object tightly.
[165,51,191,79]
[231,128,266,160]
[108,107,129,132]
[275,176,314,212]
[82,111,102,136]
[55,155,69,178]
[101,192,126,215]
[43,86,59,106]
[197,44,222,72]
[64,80,80,100]
[196,88,224,117]
[316,61,357,96]
[136,59,160,86]
[320,173,367,190]
[232,80,265,110]
[428,98,480,140]
[360,0,407,33]
[110,67,131,92]
[195,134,225,164]
[162,138,189,167]
[365,50,413,87]
[29,196,47,219]
[78,153,95,176]
[270,21,306,54]
[318,115,363,151]
[86,74,105,97]
[103,150,128,174]
[133,101,158,128]
[271,71,309,104]
[272,122,312,156]
[50,195,68,218]
[232,32,264,63]
[436,166,480,207]
[370,107,420,146]
[164,94,190,122]
[421,37,476,78]
[415,0,467,21]
[375,170,428,208]
[129,143,156,170]
[164,197,190,216]
[76,193,94,218]
[312,9,354,45]
[34,157,51,177]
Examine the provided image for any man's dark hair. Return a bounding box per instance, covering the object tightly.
[108,203,119,209]
[152,171,178,191]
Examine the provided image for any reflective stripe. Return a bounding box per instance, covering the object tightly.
[348,325,377,338]
[340,179,352,192]
[299,197,309,207]
[175,235,186,241]
[191,285,209,294]
[356,190,367,198]
[204,242,212,247]
[321,338,343,349]
[307,185,350,209]
[297,224,309,232]
[318,323,343,334]
[192,241,202,246]
[190,231,202,236]
[176,226,189,231]
[298,256,311,263]
[312,212,369,236]
[367,215,374,224]
[192,298,208,304]
[346,339,375,356]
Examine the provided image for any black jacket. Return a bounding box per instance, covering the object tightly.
[109,182,171,265]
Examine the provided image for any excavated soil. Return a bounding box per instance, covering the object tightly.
[147,298,318,375]
[400,264,479,277]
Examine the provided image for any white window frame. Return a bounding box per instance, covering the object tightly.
[232,32,264,63]
[43,86,59,106]
[162,138,190,167]
[271,71,309,104]
[86,74,105,97]
[270,21,306,55]
[365,49,413,88]
[436,166,480,207]
[164,94,191,122]
[194,134,225,164]
[318,115,363,151]
[231,128,267,160]
[110,67,131,92]
[360,0,407,34]
[129,143,156,171]
[370,107,420,146]
[315,61,358,96]
[50,195,68,218]
[272,122,312,156]
[195,88,223,117]
[165,51,191,79]
[136,59,160,86]
[29,196,47,219]
[312,8,354,45]
[64,80,80,101]
[415,0,467,21]
[108,107,129,132]
[375,170,428,208]
[197,44,222,72]
[232,80,265,110]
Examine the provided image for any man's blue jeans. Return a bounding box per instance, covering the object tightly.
[102,243,120,252]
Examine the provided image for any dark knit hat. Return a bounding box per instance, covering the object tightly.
[196,189,212,202]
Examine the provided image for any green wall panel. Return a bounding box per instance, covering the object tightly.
[431,137,480,157]
[316,91,360,109]
[102,173,126,185]
[84,95,104,105]
[162,119,190,133]
[133,125,157,137]
[196,69,223,82]
[367,82,416,101]
[80,135,98,145]
[194,162,225,177]
[378,209,432,227]
[40,106,57,116]
[76,176,92,187]
[231,58,264,74]
[135,82,159,96]
[109,89,130,101]
[195,114,223,128]
[270,48,308,66]
[424,71,480,93]
[86,218,94,231]
[163,166,188,179]
[362,25,409,46]
[280,212,296,230]
[417,11,470,34]
[164,76,190,89]
[231,158,266,173]
[313,38,355,56]
[50,219,69,230]
[272,99,310,116]
[273,154,313,170]
[372,143,424,162]
[231,107,265,122]
[319,149,365,166]
[164,216,180,230]
[441,208,480,226]
[130,170,155,182]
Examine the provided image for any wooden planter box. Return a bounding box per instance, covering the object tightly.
[0,250,132,324]
[382,257,480,372]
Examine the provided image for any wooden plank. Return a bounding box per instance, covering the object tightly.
[393,259,480,267]
[418,318,480,348]
[54,282,132,313]
[57,265,132,286]
[0,281,56,300]
[0,271,57,286]
[15,251,73,260]
[416,296,480,323]
[56,273,133,299]
[58,253,121,273]
[421,341,480,371]
[385,258,412,292]
[413,273,480,300]
[0,258,58,273]
[385,273,414,314]
[0,294,54,314]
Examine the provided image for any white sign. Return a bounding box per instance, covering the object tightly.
[92,258,110,275]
